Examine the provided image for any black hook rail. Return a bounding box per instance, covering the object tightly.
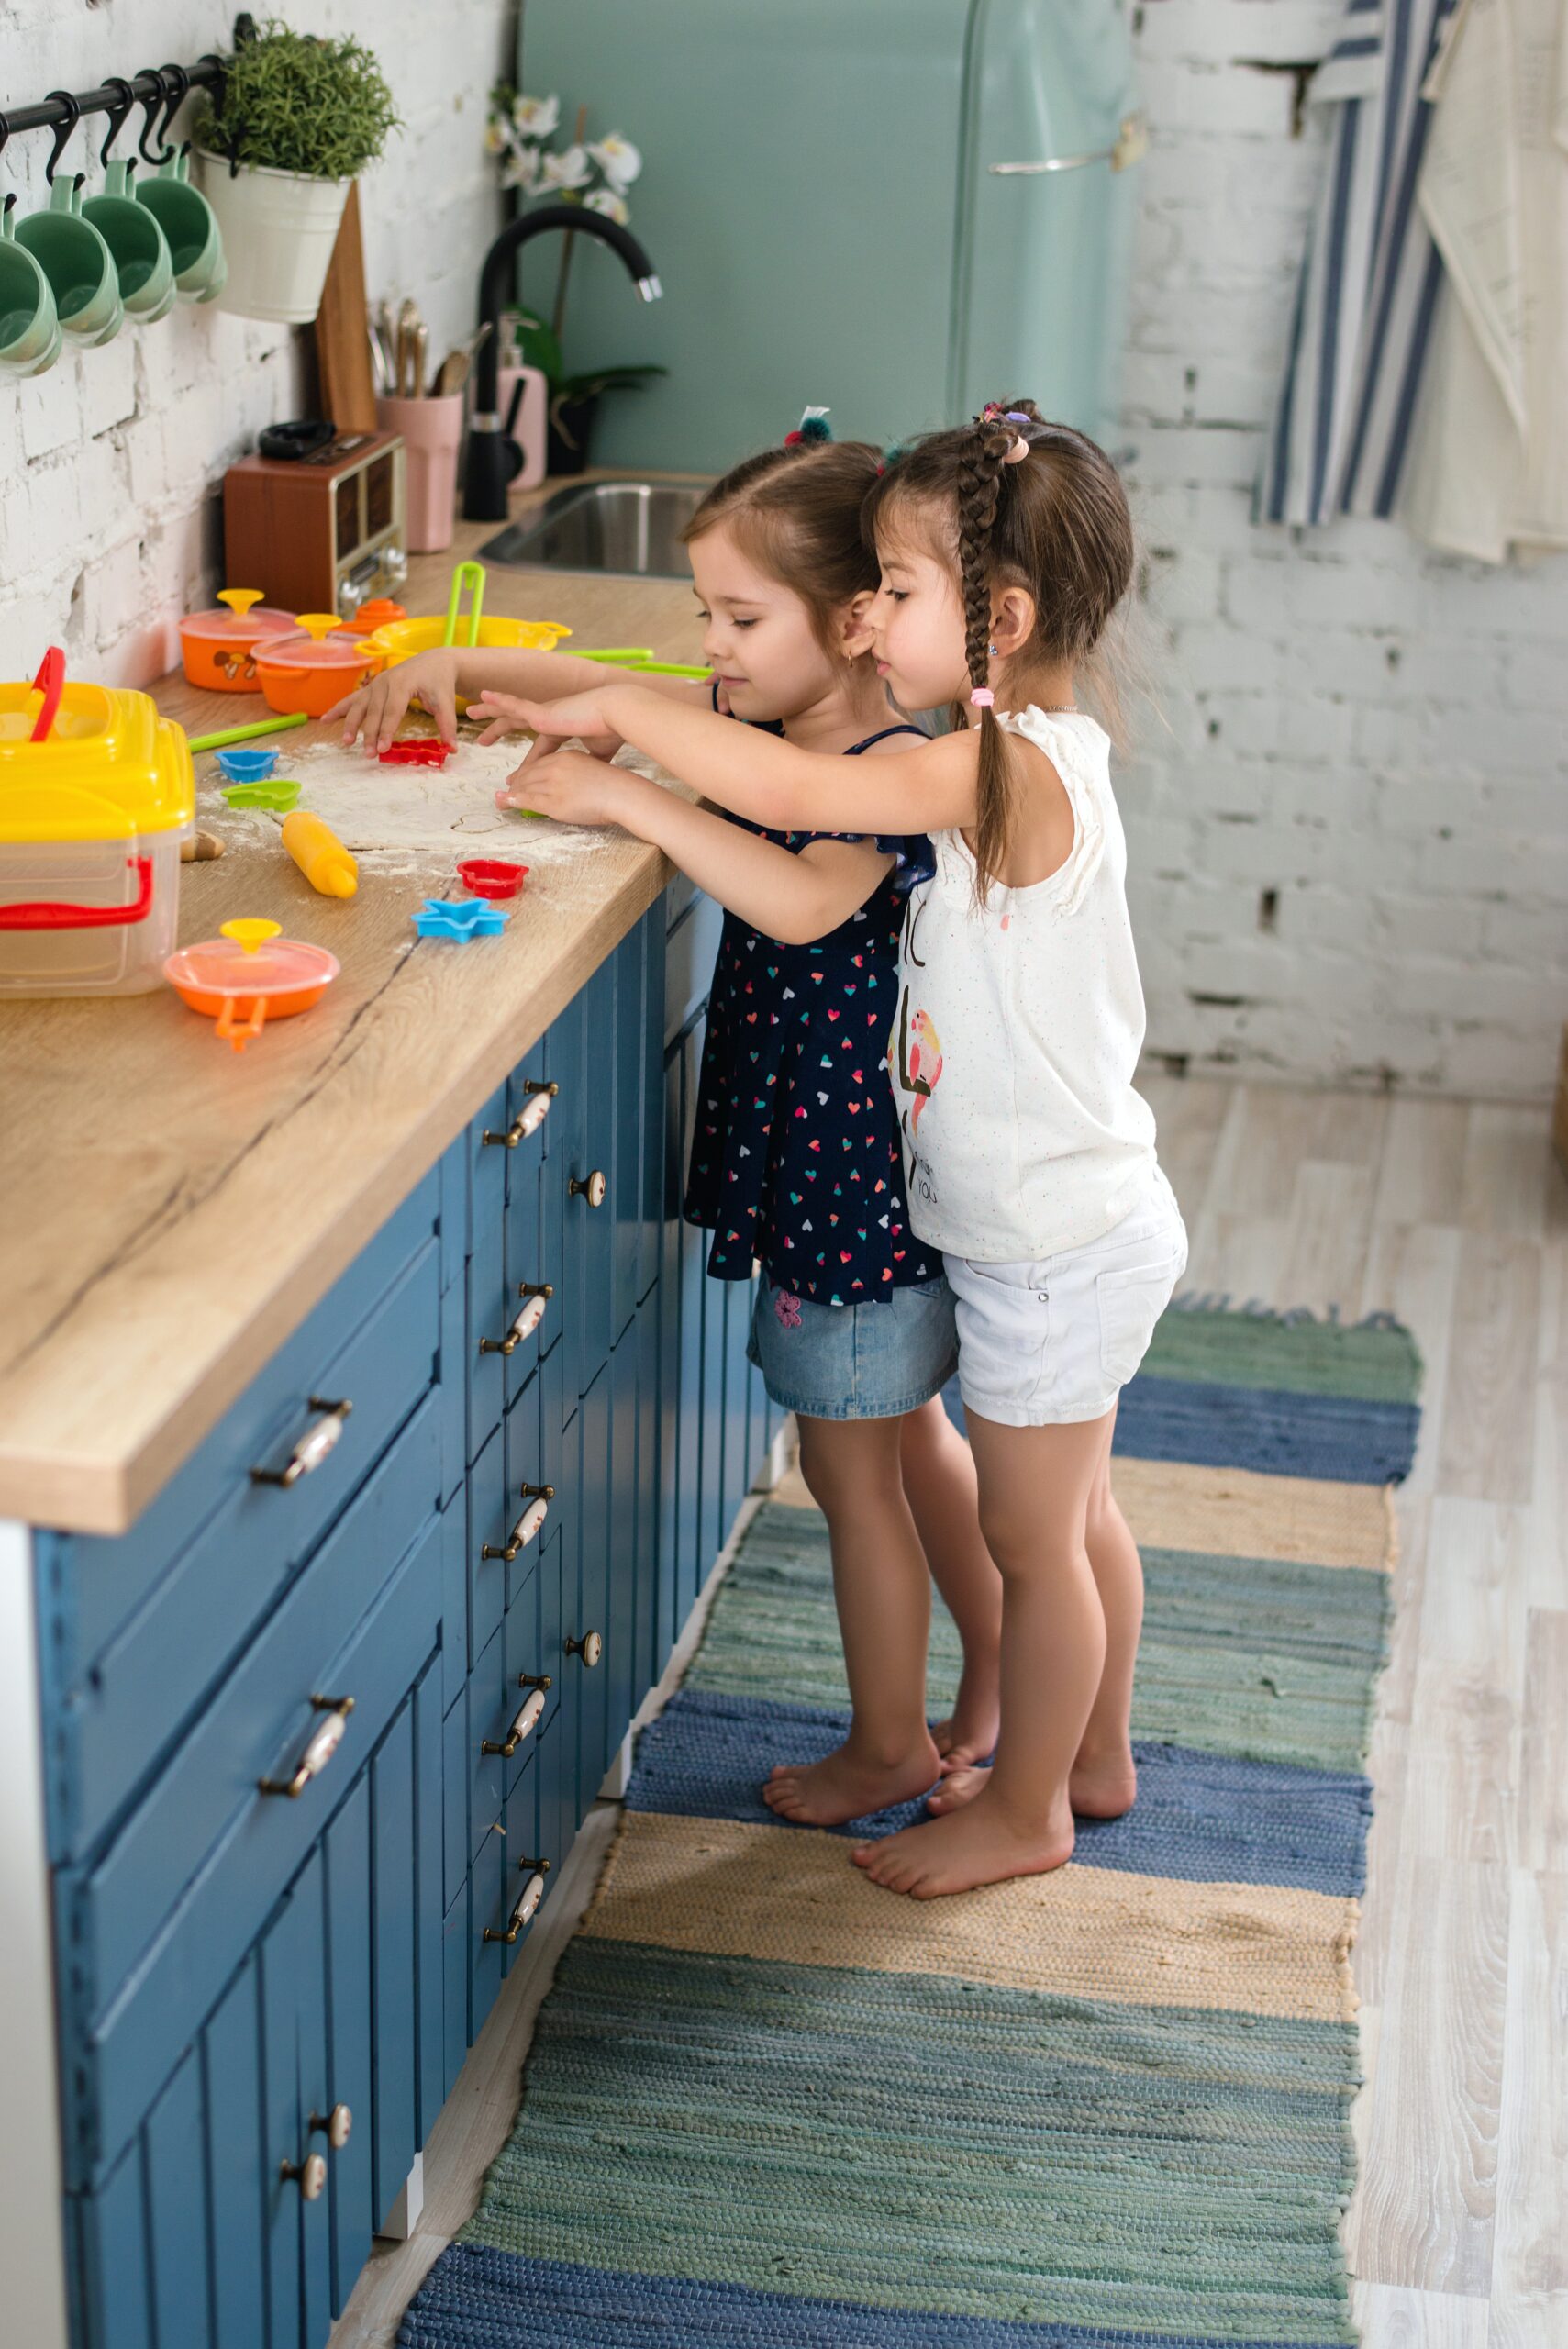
[0,17,255,158]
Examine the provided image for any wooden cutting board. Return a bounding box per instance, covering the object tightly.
[314,184,378,433]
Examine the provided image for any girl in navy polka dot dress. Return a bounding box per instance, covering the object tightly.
[482,422,1004,1831]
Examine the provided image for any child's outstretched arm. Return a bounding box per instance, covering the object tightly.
[482,683,978,835]
[326,649,711,755]
[506,750,895,946]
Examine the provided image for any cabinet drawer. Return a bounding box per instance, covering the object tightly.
[61,1454,447,2186]
[57,1238,444,1863]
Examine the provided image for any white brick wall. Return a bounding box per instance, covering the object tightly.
[0,0,515,686]
[1123,0,1567,1099]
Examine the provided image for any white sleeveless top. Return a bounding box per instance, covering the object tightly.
[888,707,1158,1263]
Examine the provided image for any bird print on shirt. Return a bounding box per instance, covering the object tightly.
[896,998,943,1134]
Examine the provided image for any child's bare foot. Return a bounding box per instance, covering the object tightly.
[930,1662,1001,1770]
[1069,1742,1138,1820]
[762,1732,942,1828]
[926,1743,1139,1821]
[851,1784,1074,1898]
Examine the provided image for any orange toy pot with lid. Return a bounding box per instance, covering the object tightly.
[179,589,295,693]
[165,917,339,1051]
[254,615,382,718]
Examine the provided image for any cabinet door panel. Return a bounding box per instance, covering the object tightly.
[205,1953,266,2349]
[571,1364,613,1793]
[611,921,646,1346]
[323,1774,373,2319]
[143,2046,210,2349]
[573,953,617,1390]
[83,2133,152,2349]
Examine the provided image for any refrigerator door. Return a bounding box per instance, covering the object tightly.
[955,0,1140,447]
[517,0,970,471]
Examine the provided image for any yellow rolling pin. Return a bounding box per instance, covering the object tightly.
[282,809,358,898]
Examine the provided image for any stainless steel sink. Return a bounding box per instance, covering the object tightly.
[479,479,710,579]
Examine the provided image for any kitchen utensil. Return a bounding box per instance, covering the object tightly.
[0,656,194,997]
[223,429,406,617]
[314,184,378,433]
[164,918,339,1052]
[395,298,426,397]
[282,809,358,897]
[0,195,62,376]
[179,590,296,694]
[187,711,310,755]
[253,616,381,719]
[137,147,225,304]
[443,562,486,648]
[14,173,122,347]
[380,739,451,768]
[412,897,507,941]
[82,159,175,322]
[375,394,464,553]
[456,856,528,901]
[372,299,397,393]
[364,615,572,693]
[222,777,300,813]
[216,746,280,783]
[432,321,492,397]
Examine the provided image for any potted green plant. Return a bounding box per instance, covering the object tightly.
[195,21,398,325]
[486,89,663,473]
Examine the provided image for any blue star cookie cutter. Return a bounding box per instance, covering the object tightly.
[412,896,509,941]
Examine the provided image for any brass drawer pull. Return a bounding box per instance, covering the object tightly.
[565,1630,603,1669]
[250,1398,352,1487]
[517,1671,552,1691]
[484,1084,555,1149]
[310,2103,352,2151]
[280,2150,328,2200]
[480,1686,548,1757]
[569,1168,606,1208]
[481,1495,549,1563]
[259,1695,355,1798]
[479,1288,550,1355]
[518,1480,554,1500]
[483,1861,550,1944]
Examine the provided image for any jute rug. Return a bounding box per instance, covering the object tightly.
[400,1304,1421,2348]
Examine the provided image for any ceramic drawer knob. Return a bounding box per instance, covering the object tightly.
[566,1630,603,1669]
[280,2150,328,2200]
[569,1168,606,1208]
[480,1686,547,1758]
[481,1495,550,1564]
[479,1287,550,1354]
[258,1695,355,1798]
[483,1863,550,1945]
[250,1397,353,1486]
[311,2103,352,2151]
[483,1080,556,1149]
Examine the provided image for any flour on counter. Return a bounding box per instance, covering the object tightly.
[196,735,665,861]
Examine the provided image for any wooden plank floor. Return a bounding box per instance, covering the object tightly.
[331,1079,1568,2349]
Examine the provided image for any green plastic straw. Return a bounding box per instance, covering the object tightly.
[623,661,711,678]
[187,710,309,754]
[577,647,656,662]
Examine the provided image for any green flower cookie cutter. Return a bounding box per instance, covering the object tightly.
[222,776,301,812]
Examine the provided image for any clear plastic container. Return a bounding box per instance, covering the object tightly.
[0,658,195,997]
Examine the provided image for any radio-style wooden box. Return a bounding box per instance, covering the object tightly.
[223,430,407,616]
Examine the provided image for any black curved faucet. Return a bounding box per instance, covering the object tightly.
[462,202,662,521]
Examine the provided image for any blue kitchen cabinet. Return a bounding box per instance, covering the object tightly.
[34,895,775,2349]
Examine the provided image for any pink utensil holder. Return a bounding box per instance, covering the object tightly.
[376,393,464,553]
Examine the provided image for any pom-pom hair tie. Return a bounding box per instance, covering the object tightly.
[969,687,995,707]
[784,405,832,447]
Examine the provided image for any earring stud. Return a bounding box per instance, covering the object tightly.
[988,641,998,656]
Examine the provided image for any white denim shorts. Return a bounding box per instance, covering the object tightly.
[944,1168,1187,1429]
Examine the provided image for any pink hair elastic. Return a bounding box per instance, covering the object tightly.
[970,687,995,707]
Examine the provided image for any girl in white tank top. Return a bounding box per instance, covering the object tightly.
[492,403,1184,1903]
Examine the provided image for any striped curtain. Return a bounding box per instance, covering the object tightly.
[1258,0,1460,528]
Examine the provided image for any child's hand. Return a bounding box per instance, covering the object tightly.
[473,686,624,763]
[326,651,461,751]
[496,748,637,829]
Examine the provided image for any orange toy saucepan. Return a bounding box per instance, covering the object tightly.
[179,590,296,693]
[253,615,382,719]
[165,918,339,1052]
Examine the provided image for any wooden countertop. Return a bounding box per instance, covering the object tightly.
[0,493,707,1534]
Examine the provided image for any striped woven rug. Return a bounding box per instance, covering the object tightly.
[401,1304,1421,2349]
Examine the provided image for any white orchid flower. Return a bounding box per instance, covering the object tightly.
[540,143,592,191]
[511,93,560,137]
[584,186,630,226]
[501,148,542,193]
[587,133,642,189]
[484,119,510,157]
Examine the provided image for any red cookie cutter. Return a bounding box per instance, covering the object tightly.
[456,857,529,902]
[380,739,452,768]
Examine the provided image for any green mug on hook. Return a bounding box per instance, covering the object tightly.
[0,194,61,375]
[13,173,123,346]
[83,158,175,323]
[136,147,225,305]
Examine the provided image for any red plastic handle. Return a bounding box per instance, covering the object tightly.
[0,855,154,930]
[28,647,65,744]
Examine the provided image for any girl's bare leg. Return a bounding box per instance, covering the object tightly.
[897,1397,1003,1766]
[928,1408,1141,1820]
[853,1408,1113,1897]
[763,1413,941,1827]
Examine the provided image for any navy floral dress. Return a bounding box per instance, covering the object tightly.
[684,723,940,1308]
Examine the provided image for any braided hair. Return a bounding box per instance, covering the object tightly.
[865,397,1134,901]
